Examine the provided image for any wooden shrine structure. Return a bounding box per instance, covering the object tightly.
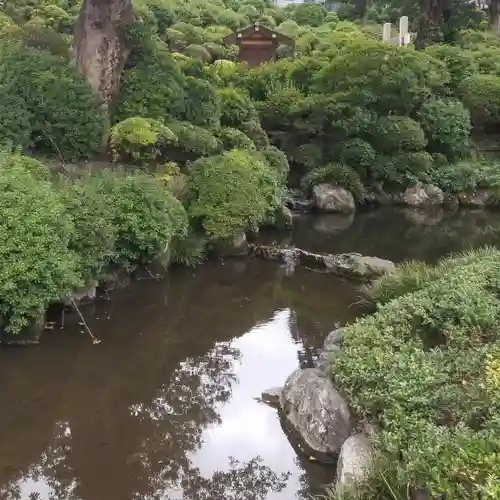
[223,22,294,68]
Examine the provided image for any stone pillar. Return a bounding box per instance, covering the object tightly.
[382,23,391,42]
[399,16,409,45]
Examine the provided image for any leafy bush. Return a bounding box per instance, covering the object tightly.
[428,161,500,194]
[338,138,376,176]
[99,171,188,270]
[239,120,270,149]
[459,74,500,128]
[372,151,434,187]
[425,44,478,91]
[183,76,221,128]
[0,88,31,150]
[109,117,177,164]
[335,247,500,498]
[291,3,326,27]
[0,44,104,160]
[115,51,186,122]
[187,149,283,239]
[217,127,256,151]
[183,43,212,61]
[62,177,118,283]
[0,153,79,333]
[300,163,364,199]
[374,116,427,153]
[314,43,450,115]
[166,120,220,162]
[260,145,290,182]
[218,87,257,127]
[417,98,471,159]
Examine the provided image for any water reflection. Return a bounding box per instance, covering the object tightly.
[0,260,359,500]
[4,208,499,500]
[262,208,500,262]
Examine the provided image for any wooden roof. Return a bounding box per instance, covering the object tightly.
[223,22,294,46]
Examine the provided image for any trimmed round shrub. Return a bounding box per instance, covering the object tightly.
[217,127,256,151]
[0,44,104,160]
[338,138,376,175]
[374,116,427,153]
[0,153,79,333]
[300,162,364,199]
[218,87,257,127]
[166,120,220,162]
[109,117,177,165]
[417,98,471,159]
[459,74,500,128]
[115,51,186,122]
[187,149,283,239]
[99,171,188,270]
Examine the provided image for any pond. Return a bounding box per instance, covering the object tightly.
[2,207,500,500]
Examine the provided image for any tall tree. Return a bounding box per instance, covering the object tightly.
[74,0,134,110]
[489,0,500,31]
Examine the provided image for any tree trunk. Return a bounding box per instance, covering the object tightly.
[74,0,134,110]
[489,0,500,32]
[416,0,449,49]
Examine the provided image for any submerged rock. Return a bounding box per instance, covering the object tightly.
[313,184,356,214]
[261,387,283,407]
[248,245,395,280]
[403,182,443,207]
[313,214,354,235]
[214,231,248,257]
[336,433,373,491]
[0,314,45,346]
[279,368,352,463]
[458,190,491,208]
[402,208,444,226]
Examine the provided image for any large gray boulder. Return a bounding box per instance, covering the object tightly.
[403,182,443,207]
[324,253,395,279]
[279,368,352,462]
[313,184,356,214]
[316,328,344,375]
[336,433,373,491]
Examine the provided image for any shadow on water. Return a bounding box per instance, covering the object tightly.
[2,208,500,500]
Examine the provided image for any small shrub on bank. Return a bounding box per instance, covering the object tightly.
[218,87,257,127]
[187,149,283,239]
[300,163,364,200]
[336,247,500,498]
[428,161,500,194]
[0,88,31,150]
[166,120,220,162]
[373,116,427,153]
[417,98,471,159]
[98,171,189,270]
[0,153,79,333]
[63,177,118,283]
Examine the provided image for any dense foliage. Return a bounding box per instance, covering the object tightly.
[335,247,500,498]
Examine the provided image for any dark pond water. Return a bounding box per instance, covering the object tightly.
[2,208,500,500]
